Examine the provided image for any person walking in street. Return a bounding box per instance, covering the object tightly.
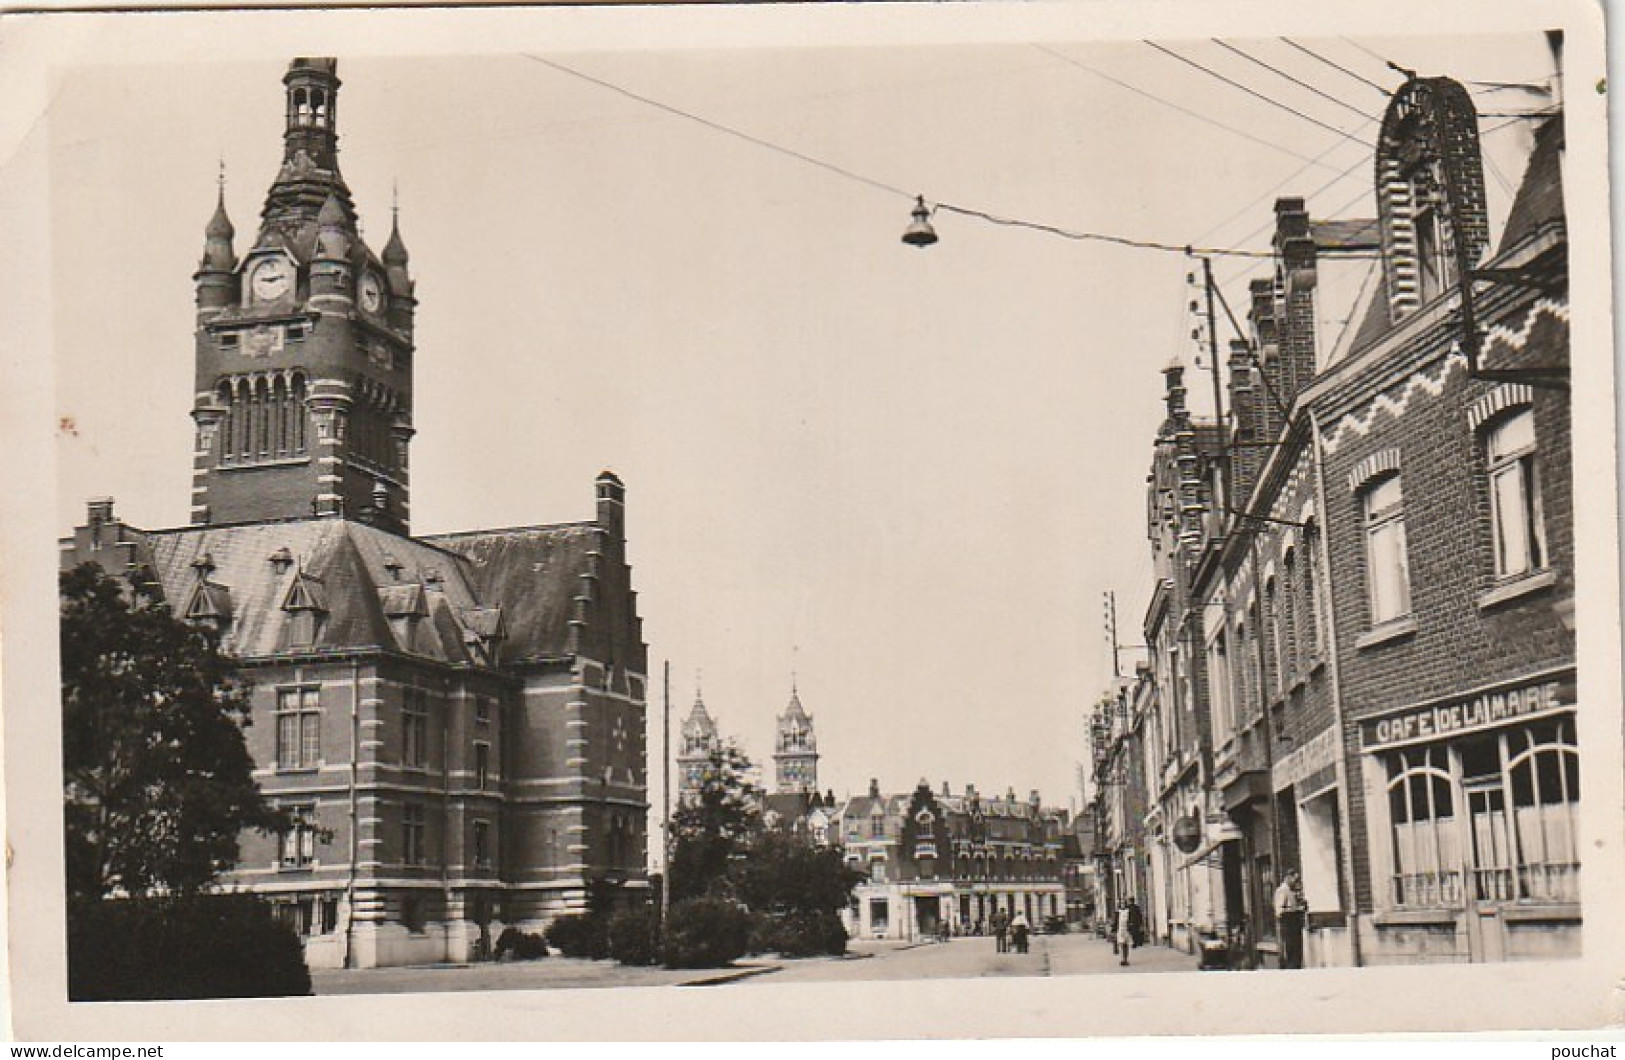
[1127,898,1145,949]
[1114,901,1133,966]
[1010,910,1031,954]
[990,907,1009,953]
[1274,869,1307,969]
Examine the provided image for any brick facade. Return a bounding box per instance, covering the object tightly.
[60,59,648,969]
[1094,73,1573,967]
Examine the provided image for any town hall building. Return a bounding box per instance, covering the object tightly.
[59,58,650,969]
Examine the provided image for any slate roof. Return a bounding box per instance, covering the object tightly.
[141,518,488,663]
[1496,115,1565,253]
[423,523,598,665]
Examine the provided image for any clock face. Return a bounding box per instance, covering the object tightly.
[249,258,291,302]
[359,272,383,313]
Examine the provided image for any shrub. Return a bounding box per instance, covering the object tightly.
[747,910,847,958]
[545,913,609,960]
[607,906,660,966]
[663,897,751,969]
[494,927,549,961]
[67,893,311,1000]
[775,910,848,957]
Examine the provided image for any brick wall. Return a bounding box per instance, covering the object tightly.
[1314,297,1574,912]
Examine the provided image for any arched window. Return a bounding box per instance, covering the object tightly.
[1374,77,1489,321]
[217,382,235,462]
[1507,718,1579,901]
[1301,521,1324,657]
[291,375,308,453]
[1386,745,1460,908]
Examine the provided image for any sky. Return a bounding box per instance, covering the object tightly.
[45,22,1557,822]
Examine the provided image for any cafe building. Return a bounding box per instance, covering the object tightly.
[1310,81,1575,963]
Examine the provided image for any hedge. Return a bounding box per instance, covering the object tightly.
[67,893,311,1000]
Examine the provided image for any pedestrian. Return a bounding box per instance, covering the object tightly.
[1127,898,1145,948]
[1274,869,1307,969]
[990,907,1009,953]
[1010,910,1031,954]
[1114,901,1133,966]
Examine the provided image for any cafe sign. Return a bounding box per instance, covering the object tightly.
[1361,672,1575,751]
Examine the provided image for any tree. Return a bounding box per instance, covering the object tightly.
[60,563,289,899]
[732,829,866,917]
[668,741,761,902]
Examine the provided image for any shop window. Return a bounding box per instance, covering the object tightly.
[1362,473,1412,625]
[1485,409,1547,579]
[1386,746,1461,908]
[1507,719,1579,902]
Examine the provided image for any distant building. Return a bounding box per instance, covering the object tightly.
[837,779,1067,941]
[60,59,649,969]
[676,687,722,799]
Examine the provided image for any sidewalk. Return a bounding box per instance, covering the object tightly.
[310,955,785,995]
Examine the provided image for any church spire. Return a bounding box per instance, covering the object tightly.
[773,676,818,795]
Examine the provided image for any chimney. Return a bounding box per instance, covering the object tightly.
[1164,366,1204,553]
[868,777,880,799]
[1272,197,1319,407]
[1227,339,1262,506]
[87,497,115,526]
[595,470,626,541]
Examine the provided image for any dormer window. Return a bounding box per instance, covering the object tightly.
[185,580,234,635]
[282,570,327,650]
[1375,77,1489,322]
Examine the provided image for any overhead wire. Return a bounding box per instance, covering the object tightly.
[1209,39,1379,123]
[524,50,1283,259]
[1193,116,1377,247]
[1285,39,1394,97]
[1032,43,1336,169]
[1328,38,1405,93]
[519,52,914,200]
[929,203,1275,257]
[1144,41,1375,148]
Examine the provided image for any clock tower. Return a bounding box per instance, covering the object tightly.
[191,57,417,534]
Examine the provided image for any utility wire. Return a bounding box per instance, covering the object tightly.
[1330,38,1406,92]
[526,50,1284,258]
[931,203,1275,257]
[1194,117,1376,246]
[520,52,914,201]
[1285,39,1394,96]
[1145,41,1374,148]
[1210,39,1378,123]
[1033,43,1335,169]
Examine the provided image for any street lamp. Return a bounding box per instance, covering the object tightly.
[900,195,938,247]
